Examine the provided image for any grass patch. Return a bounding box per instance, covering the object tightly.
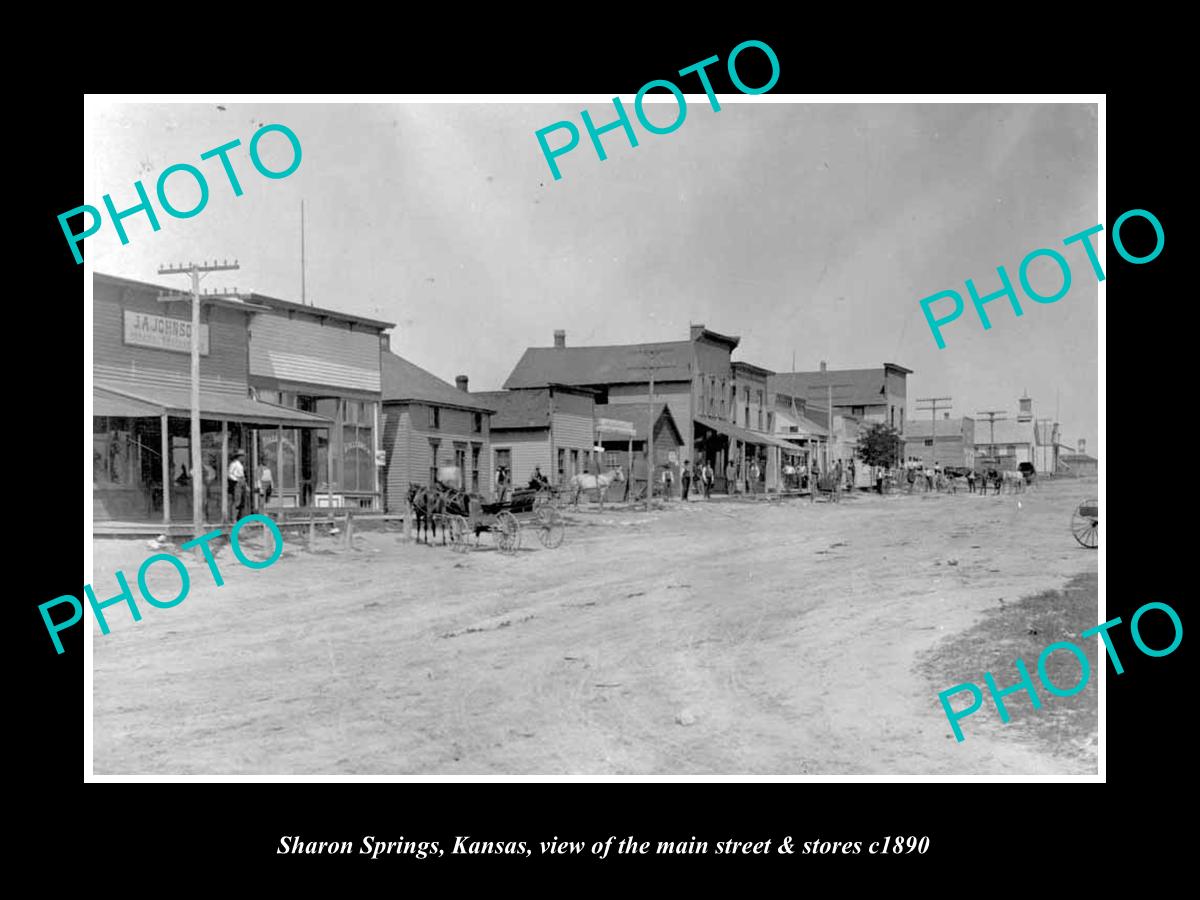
[919,572,1098,765]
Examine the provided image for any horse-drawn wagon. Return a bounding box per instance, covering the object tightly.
[441,487,566,555]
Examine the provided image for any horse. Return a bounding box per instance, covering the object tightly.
[1002,470,1026,494]
[406,483,439,543]
[568,467,625,508]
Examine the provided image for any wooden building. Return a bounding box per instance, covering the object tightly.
[595,403,683,492]
[474,386,597,491]
[503,325,788,493]
[380,354,494,510]
[244,291,392,510]
[903,415,978,468]
[92,272,339,532]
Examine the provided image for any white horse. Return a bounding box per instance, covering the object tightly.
[569,467,625,508]
[1002,470,1025,494]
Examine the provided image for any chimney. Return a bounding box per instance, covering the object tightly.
[690,324,705,341]
[820,361,827,372]
[455,375,469,393]
[1017,393,1033,423]
[1078,438,1086,454]
[380,333,390,353]
[553,329,566,349]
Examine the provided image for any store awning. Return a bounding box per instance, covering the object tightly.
[694,416,798,450]
[94,383,334,428]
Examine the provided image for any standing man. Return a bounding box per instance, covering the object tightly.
[725,458,736,495]
[229,449,248,522]
[702,461,714,499]
[258,462,274,511]
[681,461,692,502]
[876,464,884,495]
[749,458,761,496]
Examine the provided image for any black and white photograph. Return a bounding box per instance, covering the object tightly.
[81,96,1101,778]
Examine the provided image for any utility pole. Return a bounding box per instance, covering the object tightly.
[916,397,952,466]
[630,348,675,510]
[975,409,1009,468]
[158,259,241,537]
[801,369,855,472]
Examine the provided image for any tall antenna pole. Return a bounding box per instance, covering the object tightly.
[916,397,952,466]
[300,200,307,305]
[159,259,241,537]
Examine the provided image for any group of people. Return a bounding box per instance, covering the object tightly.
[660,460,717,501]
[174,448,272,521]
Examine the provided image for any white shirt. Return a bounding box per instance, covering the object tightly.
[230,459,246,481]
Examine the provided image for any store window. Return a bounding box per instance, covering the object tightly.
[605,451,621,471]
[454,443,467,487]
[571,448,579,477]
[93,417,137,486]
[342,400,374,493]
[471,444,481,492]
[429,439,440,484]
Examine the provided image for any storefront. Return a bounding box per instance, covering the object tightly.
[92,272,393,531]
[93,385,331,528]
[245,293,393,510]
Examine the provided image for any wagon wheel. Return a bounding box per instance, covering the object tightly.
[536,507,565,549]
[1071,499,1098,549]
[448,515,471,553]
[494,510,522,555]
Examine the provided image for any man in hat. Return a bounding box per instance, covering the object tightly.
[229,449,248,522]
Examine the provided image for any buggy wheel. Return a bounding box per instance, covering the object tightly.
[448,515,470,553]
[495,511,521,555]
[1071,500,1098,549]
[537,507,565,549]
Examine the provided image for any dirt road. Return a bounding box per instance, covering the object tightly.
[92,479,1099,775]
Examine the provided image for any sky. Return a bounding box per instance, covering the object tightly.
[86,100,1099,455]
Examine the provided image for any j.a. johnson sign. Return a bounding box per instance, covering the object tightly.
[123,310,210,355]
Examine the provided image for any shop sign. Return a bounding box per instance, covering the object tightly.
[124,310,210,355]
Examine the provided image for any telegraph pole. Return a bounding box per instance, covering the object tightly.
[800,370,855,471]
[630,348,675,510]
[158,259,240,537]
[975,409,1008,467]
[916,397,952,466]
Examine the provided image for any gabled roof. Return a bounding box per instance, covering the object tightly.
[474,389,551,429]
[774,407,828,438]
[504,341,693,389]
[768,367,901,407]
[381,352,495,412]
[594,403,683,443]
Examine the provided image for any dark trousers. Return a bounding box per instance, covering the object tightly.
[682,477,691,500]
[703,479,711,498]
[876,478,883,494]
[231,480,248,521]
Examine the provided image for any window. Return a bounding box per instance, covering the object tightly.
[471,444,481,492]
[454,444,467,488]
[570,448,579,477]
[720,379,727,417]
[767,412,774,432]
[557,448,566,482]
[342,400,375,492]
[854,406,865,418]
[472,412,482,434]
[924,439,934,447]
[428,405,440,429]
[429,439,440,485]
[605,451,621,471]
[93,417,138,486]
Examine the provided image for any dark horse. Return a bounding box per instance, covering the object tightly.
[407,483,444,543]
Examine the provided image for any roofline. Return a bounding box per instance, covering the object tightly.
[884,362,914,374]
[694,328,741,350]
[248,292,395,330]
[382,396,496,413]
[732,360,776,377]
[95,272,395,330]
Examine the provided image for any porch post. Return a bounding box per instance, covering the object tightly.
[220,420,229,523]
[160,413,171,524]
